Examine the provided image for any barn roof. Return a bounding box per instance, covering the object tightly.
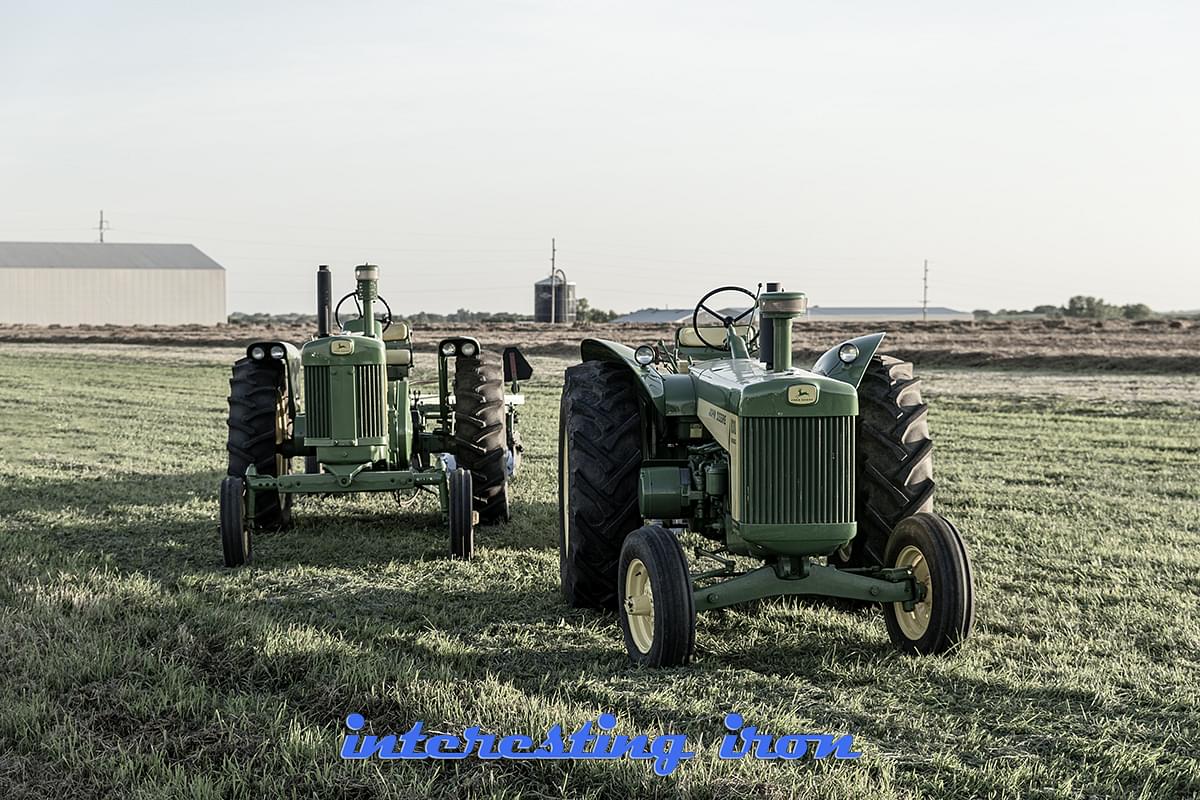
[0,242,223,270]
[610,308,693,323]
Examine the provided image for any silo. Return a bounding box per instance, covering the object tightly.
[533,276,577,323]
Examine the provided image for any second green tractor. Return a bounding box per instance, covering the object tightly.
[559,284,976,666]
[220,263,532,566]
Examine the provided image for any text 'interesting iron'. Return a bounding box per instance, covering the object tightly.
[340,712,861,776]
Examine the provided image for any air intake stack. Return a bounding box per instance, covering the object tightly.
[758,290,809,372]
[355,264,381,339]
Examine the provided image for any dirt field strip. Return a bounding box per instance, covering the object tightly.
[3,318,1197,371]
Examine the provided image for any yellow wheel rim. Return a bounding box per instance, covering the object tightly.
[624,558,655,654]
[238,481,250,557]
[275,391,290,476]
[894,545,932,640]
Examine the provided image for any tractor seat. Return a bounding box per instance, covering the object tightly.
[382,321,411,342]
[383,321,413,366]
[676,324,754,348]
[385,347,412,366]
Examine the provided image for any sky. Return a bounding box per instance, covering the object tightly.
[1,1,1197,315]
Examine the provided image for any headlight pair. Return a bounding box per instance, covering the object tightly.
[250,345,287,360]
[440,341,478,357]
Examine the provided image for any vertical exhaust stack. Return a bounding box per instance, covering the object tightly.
[760,281,782,369]
[316,265,332,337]
[758,289,809,373]
[355,264,380,339]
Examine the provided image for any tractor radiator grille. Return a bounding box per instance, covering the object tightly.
[304,365,331,439]
[355,364,386,438]
[303,363,385,441]
[741,416,855,525]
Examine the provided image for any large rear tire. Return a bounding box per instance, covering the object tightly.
[454,353,510,525]
[226,357,292,528]
[559,361,643,610]
[839,355,934,568]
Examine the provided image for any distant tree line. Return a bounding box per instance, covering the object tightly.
[228,312,318,326]
[575,298,618,323]
[227,297,617,326]
[974,296,1154,321]
[408,310,535,324]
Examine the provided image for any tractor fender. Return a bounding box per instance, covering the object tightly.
[245,341,302,419]
[811,332,886,389]
[579,339,696,418]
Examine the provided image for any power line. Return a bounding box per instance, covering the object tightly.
[922,259,929,322]
[95,210,111,243]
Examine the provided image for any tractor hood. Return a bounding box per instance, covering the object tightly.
[690,360,858,419]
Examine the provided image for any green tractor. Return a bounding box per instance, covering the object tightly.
[220,263,532,566]
[558,284,974,666]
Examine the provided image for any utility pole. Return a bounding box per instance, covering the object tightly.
[96,210,110,243]
[549,238,557,324]
[922,259,929,322]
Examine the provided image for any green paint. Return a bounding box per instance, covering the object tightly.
[237,266,524,527]
[694,560,916,610]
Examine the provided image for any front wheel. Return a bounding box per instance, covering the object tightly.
[448,468,475,560]
[219,476,251,567]
[883,512,975,654]
[618,526,696,667]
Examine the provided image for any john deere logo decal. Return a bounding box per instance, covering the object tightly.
[787,384,818,405]
[331,339,355,355]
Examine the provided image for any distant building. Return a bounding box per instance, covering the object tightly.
[533,275,577,323]
[0,242,226,325]
[611,305,972,324]
[807,306,974,322]
[610,308,698,324]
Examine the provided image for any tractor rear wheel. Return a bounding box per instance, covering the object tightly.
[618,525,696,667]
[838,355,934,568]
[454,353,510,525]
[226,357,292,528]
[448,467,475,560]
[559,360,643,610]
[882,512,975,654]
[219,476,251,567]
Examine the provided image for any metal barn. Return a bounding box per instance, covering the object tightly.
[0,242,226,325]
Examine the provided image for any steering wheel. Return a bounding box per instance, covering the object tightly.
[691,285,760,350]
[334,292,393,333]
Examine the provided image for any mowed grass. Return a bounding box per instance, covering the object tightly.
[0,343,1198,800]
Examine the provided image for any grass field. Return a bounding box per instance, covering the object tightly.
[1,343,1198,799]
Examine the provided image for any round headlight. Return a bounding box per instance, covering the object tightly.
[440,342,457,356]
[634,345,656,366]
[269,345,286,360]
[838,343,859,364]
[250,346,266,360]
[460,341,478,357]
